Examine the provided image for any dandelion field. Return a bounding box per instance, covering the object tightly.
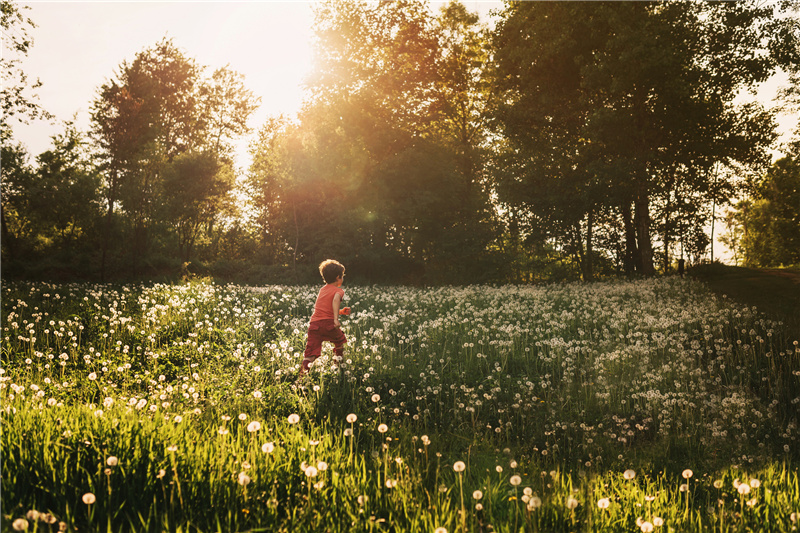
[2,278,799,532]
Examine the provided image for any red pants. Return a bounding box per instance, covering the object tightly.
[302,319,347,371]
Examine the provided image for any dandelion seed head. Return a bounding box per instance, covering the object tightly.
[453,461,466,472]
[82,493,96,504]
[566,496,578,509]
[347,413,357,423]
[597,497,610,509]
[510,475,522,486]
[473,490,483,500]
[288,413,300,424]
[682,469,693,479]
[378,423,388,433]
[624,469,636,480]
[106,456,118,467]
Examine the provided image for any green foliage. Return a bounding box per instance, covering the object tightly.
[734,156,800,267]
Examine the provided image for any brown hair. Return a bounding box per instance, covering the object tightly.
[319,259,345,284]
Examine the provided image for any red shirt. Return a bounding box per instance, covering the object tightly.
[310,284,344,322]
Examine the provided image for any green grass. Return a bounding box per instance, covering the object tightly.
[2,278,799,532]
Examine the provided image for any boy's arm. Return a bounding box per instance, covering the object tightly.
[332,292,342,327]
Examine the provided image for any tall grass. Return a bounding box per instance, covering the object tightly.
[2,278,798,531]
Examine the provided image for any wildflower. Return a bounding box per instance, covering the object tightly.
[510,475,522,486]
[653,517,664,526]
[358,495,368,506]
[476,503,483,511]
[247,421,261,433]
[12,518,28,531]
[304,466,318,477]
[566,497,578,509]
[386,479,398,488]
[88,372,97,381]
[597,497,610,509]
[238,413,247,421]
[237,472,251,485]
[496,465,503,473]
[737,483,751,495]
[344,428,353,436]
[262,442,275,453]
[528,496,542,510]
[434,528,447,533]
[624,469,636,480]
[640,521,654,533]
[218,426,229,435]
[317,461,328,471]
[682,469,693,479]
[473,490,483,500]
[680,484,688,492]
[510,460,518,468]
[173,415,182,423]
[749,479,760,488]
[253,391,262,399]
[106,456,118,467]
[347,413,357,423]
[288,414,300,424]
[167,445,178,453]
[371,394,380,403]
[47,398,57,407]
[453,461,466,472]
[378,424,388,433]
[790,512,798,523]
[713,480,723,489]
[157,469,166,479]
[82,492,96,504]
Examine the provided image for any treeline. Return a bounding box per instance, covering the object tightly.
[2,0,799,284]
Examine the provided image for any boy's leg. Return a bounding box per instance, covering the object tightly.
[301,327,323,374]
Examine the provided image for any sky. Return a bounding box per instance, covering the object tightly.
[6,1,797,263]
[10,0,501,164]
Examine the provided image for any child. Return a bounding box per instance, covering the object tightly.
[300,259,350,374]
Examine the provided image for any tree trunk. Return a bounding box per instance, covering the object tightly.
[585,209,594,282]
[621,202,637,277]
[634,189,655,276]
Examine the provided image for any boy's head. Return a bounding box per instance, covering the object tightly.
[319,259,345,284]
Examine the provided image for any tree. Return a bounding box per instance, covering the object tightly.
[161,152,233,262]
[490,1,793,278]
[1,0,51,128]
[738,156,800,267]
[1,123,101,264]
[285,0,500,282]
[91,38,258,276]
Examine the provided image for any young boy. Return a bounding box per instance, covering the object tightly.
[300,259,349,374]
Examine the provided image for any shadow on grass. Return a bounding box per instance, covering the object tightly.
[688,262,800,338]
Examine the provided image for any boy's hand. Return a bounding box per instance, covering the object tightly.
[338,307,351,316]
[334,318,341,328]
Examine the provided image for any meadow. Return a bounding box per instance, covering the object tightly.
[2,277,799,532]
